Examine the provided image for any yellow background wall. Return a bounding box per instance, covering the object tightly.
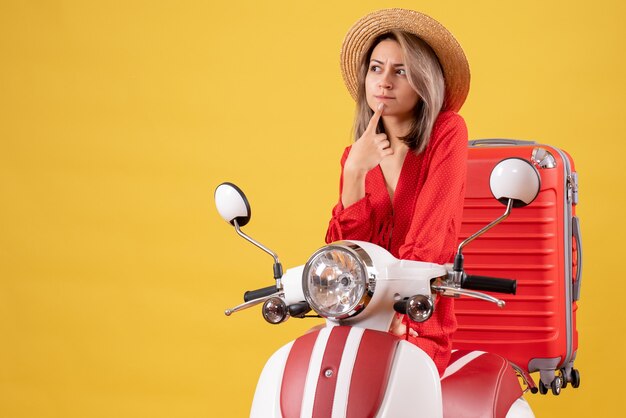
[1,0,624,416]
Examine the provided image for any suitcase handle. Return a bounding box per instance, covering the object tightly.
[572,216,583,301]
[468,138,536,147]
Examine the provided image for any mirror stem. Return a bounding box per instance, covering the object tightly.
[454,198,514,272]
[234,219,284,288]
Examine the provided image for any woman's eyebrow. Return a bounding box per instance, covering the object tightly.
[370,59,405,67]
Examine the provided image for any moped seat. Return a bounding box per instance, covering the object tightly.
[441,350,523,418]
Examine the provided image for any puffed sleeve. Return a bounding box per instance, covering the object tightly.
[398,112,468,264]
[325,146,375,243]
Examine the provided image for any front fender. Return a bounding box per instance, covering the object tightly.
[250,326,442,418]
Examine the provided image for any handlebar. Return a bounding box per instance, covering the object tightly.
[461,275,517,295]
[243,285,279,302]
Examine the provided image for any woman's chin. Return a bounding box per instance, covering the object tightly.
[380,109,411,120]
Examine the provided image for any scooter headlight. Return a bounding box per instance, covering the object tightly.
[302,242,374,320]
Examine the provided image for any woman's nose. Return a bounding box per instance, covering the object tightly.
[379,72,392,90]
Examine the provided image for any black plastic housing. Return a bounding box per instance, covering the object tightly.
[462,275,517,295]
[243,285,278,302]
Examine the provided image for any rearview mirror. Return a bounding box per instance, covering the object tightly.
[490,158,541,207]
[214,182,251,227]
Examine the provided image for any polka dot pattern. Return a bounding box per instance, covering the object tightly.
[325,110,468,375]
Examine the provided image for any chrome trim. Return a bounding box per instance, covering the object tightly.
[510,363,536,394]
[432,285,506,308]
[567,173,579,205]
[233,219,280,265]
[531,147,557,169]
[233,219,282,289]
[448,270,464,288]
[406,295,434,322]
[224,292,282,316]
[457,199,514,255]
[302,241,375,320]
[262,297,289,324]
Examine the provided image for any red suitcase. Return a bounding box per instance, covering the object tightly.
[452,139,582,395]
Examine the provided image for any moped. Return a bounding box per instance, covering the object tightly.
[215,158,541,417]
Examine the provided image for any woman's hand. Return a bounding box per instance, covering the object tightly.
[389,313,418,338]
[341,103,392,208]
[344,103,393,176]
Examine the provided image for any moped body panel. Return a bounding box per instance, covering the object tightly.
[251,326,442,418]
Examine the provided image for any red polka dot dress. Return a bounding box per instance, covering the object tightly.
[325,110,468,376]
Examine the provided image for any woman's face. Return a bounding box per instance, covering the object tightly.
[365,39,419,121]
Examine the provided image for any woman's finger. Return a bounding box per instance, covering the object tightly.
[365,103,385,133]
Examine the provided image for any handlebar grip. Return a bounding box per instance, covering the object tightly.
[462,275,517,295]
[243,285,278,302]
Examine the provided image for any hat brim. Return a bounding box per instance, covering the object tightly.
[340,8,470,112]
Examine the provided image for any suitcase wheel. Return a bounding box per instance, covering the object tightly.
[559,367,581,389]
[559,368,568,389]
[571,368,581,388]
[550,376,562,395]
[538,380,548,395]
[538,375,563,395]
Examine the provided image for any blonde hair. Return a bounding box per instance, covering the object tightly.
[353,30,445,154]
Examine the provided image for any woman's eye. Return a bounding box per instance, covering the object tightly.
[369,65,381,72]
[396,68,407,76]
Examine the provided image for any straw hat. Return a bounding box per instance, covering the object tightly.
[340,8,470,112]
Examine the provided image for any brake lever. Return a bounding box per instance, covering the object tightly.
[224,292,283,316]
[431,285,506,308]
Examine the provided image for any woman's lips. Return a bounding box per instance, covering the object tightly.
[375,96,395,101]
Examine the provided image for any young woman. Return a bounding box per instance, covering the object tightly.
[326,9,471,376]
